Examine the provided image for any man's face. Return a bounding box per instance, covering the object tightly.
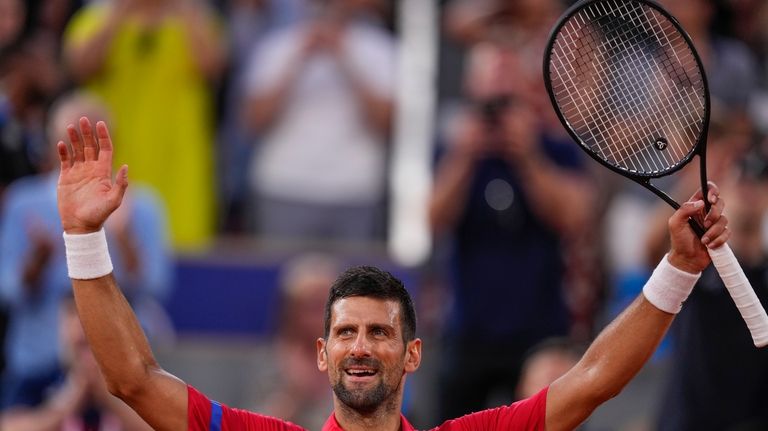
[317,297,421,413]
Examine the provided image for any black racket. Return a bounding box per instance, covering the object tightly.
[543,0,768,347]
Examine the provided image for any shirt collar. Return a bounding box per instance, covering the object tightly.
[321,412,416,431]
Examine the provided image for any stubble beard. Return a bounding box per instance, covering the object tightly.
[332,358,401,415]
[333,378,393,414]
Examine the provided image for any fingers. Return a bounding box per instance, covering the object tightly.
[672,199,705,225]
[108,165,129,209]
[704,193,725,229]
[67,124,85,163]
[64,118,113,166]
[687,181,723,228]
[702,214,730,248]
[689,181,720,204]
[79,117,99,161]
[95,121,113,155]
[684,181,729,248]
[57,141,71,170]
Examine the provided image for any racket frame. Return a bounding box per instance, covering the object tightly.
[543,0,712,216]
[544,0,768,348]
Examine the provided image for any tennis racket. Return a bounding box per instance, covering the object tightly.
[543,0,768,347]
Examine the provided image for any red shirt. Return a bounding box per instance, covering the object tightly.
[187,385,547,430]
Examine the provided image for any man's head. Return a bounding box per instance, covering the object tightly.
[317,266,421,415]
[323,266,416,341]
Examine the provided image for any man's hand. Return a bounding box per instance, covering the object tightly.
[57,118,128,234]
[668,181,730,273]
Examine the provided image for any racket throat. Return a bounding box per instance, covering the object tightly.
[635,178,706,237]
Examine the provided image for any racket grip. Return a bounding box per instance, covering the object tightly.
[707,244,768,347]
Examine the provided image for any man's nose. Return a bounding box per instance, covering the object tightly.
[349,333,371,357]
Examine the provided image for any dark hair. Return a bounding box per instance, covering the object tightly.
[323,266,416,342]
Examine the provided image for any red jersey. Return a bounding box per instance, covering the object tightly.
[187,385,547,430]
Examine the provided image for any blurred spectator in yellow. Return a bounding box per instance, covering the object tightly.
[63,0,226,250]
[0,294,152,431]
[243,0,395,243]
[429,40,595,421]
[0,92,173,409]
[253,254,337,429]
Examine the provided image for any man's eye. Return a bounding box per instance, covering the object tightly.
[372,328,387,336]
[339,328,354,337]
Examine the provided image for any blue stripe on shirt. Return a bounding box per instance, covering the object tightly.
[210,401,222,431]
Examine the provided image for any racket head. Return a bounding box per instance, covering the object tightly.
[543,0,710,180]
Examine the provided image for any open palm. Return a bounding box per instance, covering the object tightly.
[57,118,128,234]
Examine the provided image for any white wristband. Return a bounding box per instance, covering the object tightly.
[63,229,113,280]
[642,254,701,314]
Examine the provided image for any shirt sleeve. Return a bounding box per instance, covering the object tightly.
[187,385,306,431]
[435,386,548,431]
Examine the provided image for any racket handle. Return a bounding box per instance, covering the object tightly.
[707,244,768,347]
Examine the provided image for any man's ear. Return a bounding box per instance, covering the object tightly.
[404,338,422,373]
[317,338,328,372]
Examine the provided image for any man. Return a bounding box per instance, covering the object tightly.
[243,0,394,242]
[55,117,730,430]
[429,41,595,418]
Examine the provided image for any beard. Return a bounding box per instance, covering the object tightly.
[332,358,400,413]
[333,379,391,413]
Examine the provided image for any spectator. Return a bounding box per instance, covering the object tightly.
[429,41,595,421]
[656,167,768,431]
[0,294,153,431]
[243,0,395,243]
[661,0,760,111]
[63,0,225,249]
[0,92,173,409]
[0,37,62,199]
[641,113,768,430]
[217,0,306,232]
[255,254,337,429]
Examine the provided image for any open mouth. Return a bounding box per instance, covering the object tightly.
[344,368,378,379]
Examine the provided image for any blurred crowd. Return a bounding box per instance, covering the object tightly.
[1,0,768,430]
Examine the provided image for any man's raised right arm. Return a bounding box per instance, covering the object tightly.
[57,118,187,431]
[544,185,729,431]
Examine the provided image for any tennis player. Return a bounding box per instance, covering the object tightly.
[56,117,730,431]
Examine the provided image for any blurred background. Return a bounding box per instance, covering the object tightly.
[1,0,767,430]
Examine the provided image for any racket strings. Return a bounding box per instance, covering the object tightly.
[589,13,697,169]
[585,2,697,169]
[582,2,700,170]
[548,0,706,175]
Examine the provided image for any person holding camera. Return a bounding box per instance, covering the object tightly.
[428,41,596,421]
